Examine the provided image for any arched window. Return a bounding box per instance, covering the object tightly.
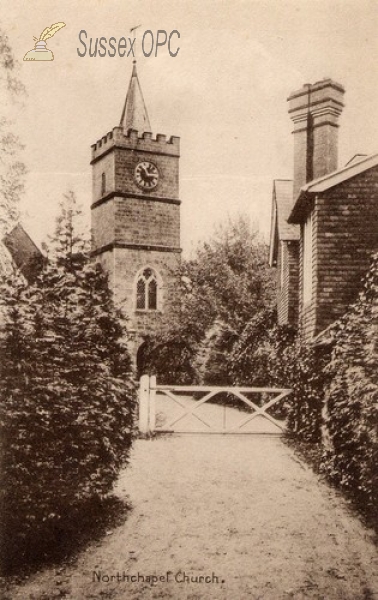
[136,268,159,310]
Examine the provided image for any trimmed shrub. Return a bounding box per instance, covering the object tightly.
[278,253,377,525]
[285,343,330,443]
[0,198,136,572]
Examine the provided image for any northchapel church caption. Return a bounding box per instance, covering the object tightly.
[90,61,181,367]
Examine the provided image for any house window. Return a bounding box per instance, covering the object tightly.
[101,172,106,196]
[303,212,313,304]
[136,268,159,311]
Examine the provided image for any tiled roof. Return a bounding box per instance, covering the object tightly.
[269,179,299,266]
[289,152,378,223]
[2,224,44,282]
[274,180,299,241]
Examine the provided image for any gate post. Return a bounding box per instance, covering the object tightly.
[149,375,157,433]
[139,374,150,435]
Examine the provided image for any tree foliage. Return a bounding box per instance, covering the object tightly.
[0,194,136,572]
[0,27,26,235]
[142,215,276,384]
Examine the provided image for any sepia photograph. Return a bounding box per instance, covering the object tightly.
[0,1,377,598]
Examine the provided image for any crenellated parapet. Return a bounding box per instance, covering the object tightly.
[91,127,180,162]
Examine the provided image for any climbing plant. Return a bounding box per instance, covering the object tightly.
[321,252,378,520]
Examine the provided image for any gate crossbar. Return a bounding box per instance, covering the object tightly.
[229,389,291,432]
[163,389,214,429]
[138,376,292,434]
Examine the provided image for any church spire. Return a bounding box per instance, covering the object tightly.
[120,61,151,134]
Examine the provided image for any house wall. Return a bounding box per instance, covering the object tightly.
[299,211,317,341]
[287,242,300,327]
[300,166,378,341]
[277,240,299,327]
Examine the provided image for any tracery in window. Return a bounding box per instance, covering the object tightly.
[136,268,159,310]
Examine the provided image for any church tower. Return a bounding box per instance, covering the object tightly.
[91,61,181,365]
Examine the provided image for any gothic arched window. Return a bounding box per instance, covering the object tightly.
[136,268,159,310]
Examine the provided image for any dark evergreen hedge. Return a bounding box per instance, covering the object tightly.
[0,199,136,572]
[284,343,330,443]
[277,253,377,525]
[321,253,378,521]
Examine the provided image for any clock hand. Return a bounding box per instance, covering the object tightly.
[140,166,156,181]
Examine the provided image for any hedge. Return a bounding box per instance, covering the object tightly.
[0,249,136,573]
[279,253,378,525]
[321,253,378,519]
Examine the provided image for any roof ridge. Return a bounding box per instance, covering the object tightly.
[302,152,378,192]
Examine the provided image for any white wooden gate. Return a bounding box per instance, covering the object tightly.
[139,375,291,435]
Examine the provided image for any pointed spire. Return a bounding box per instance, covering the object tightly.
[120,61,151,134]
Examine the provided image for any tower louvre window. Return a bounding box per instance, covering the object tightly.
[101,172,106,196]
[136,268,159,311]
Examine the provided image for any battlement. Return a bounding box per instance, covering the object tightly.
[91,127,180,161]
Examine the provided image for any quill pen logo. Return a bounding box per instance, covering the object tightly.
[24,22,66,61]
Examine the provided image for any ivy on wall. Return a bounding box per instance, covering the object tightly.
[283,252,377,522]
[321,252,378,518]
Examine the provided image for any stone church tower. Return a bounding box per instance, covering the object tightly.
[90,61,181,367]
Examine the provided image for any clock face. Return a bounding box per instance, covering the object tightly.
[134,161,159,190]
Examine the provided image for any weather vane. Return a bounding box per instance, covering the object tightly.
[130,25,141,35]
[130,25,142,61]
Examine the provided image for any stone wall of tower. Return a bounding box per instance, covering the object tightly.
[92,199,115,250]
[92,151,115,202]
[91,127,181,252]
[113,145,179,200]
[114,197,180,248]
[113,246,181,332]
[91,126,181,366]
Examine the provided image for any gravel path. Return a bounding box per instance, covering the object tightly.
[6,434,378,600]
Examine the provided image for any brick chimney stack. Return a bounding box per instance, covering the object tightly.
[288,78,345,199]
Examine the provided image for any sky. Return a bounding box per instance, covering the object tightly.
[2,0,378,256]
